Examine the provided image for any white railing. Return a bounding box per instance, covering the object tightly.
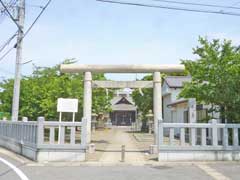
[37,117,87,149]
[0,120,38,147]
[159,119,240,151]
[0,117,87,150]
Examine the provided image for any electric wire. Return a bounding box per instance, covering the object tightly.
[96,0,240,16]
[0,47,14,62]
[0,0,53,62]
[0,31,17,53]
[0,0,22,31]
[150,0,240,10]
[0,0,17,25]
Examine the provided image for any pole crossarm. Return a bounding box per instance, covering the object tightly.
[60,64,185,73]
[0,0,23,32]
[92,80,153,88]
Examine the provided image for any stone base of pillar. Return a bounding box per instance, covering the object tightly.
[104,121,112,129]
[87,143,96,154]
[149,144,158,154]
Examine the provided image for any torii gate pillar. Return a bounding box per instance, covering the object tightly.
[83,72,92,143]
[153,72,162,145]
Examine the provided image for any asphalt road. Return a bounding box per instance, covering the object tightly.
[0,150,240,180]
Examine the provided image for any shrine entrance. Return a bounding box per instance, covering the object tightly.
[60,64,184,150]
[111,111,135,126]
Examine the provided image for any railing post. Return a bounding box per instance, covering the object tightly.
[60,125,65,144]
[158,119,164,146]
[190,128,196,146]
[49,127,55,144]
[212,119,218,146]
[70,126,76,145]
[22,117,28,122]
[223,127,228,148]
[233,128,239,147]
[22,117,28,142]
[169,128,174,146]
[37,117,45,146]
[180,128,185,146]
[201,128,207,146]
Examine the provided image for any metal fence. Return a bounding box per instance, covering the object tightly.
[159,119,240,151]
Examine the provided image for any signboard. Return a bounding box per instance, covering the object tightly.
[57,98,78,113]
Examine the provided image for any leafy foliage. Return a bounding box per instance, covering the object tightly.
[132,72,187,119]
[132,75,153,120]
[180,37,240,122]
[0,59,112,120]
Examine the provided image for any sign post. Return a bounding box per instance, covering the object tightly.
[57,98,78,144]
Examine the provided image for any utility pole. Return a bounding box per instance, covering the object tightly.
[11,0,25,121]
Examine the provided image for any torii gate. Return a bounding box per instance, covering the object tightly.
[60,64,185,145]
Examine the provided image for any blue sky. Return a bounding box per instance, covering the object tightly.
[0,0,240,80]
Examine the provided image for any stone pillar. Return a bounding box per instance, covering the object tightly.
[37,117,45,145]
[188,98,197,123]
[22,117,28,122]
[188,98,197,145]
[153,72,162,145]
[83,72,92,143]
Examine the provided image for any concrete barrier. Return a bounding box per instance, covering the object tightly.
[158,120,240,161]
[0,118,87,162]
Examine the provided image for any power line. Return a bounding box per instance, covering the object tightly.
[0,0,53,62]
[0,31,17,53]
[0,0,18,24]
[219,1,240,12]
[25,3,44,9]
[150,0,240,10]
[96,0,240,16]
[231,1,240,6]
[0,0,17,14]
[21,0,52,43]
[0,47,14,62]
[0,0,22,31]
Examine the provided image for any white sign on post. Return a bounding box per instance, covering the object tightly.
[57,98,78,113]
[57,98,78,144]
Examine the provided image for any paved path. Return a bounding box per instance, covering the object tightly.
[89,127,184,162]
[98,128,145,163]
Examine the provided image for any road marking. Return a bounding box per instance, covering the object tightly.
[196,164,230,180]
[0,148,28,163]
[0,157,29,180]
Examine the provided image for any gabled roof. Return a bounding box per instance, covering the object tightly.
[116,97,133,105]
[164,76,191,88]
[111,95,135,106]
[111,104,137,111]
[111,93,137,111]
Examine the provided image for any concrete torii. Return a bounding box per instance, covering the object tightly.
[60,64,185,145]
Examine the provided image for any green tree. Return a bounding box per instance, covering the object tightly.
[132,72,187,119]
[0,59,112,120]
[180,37,240,123]
[132,75,153,120]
